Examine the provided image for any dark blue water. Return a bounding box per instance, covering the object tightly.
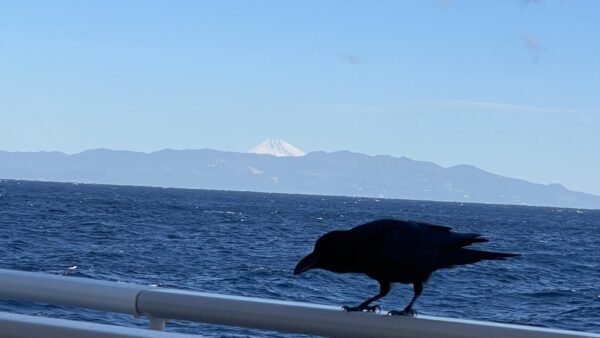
[1,180,599,336]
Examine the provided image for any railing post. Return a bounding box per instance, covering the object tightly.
[149,316,166,331]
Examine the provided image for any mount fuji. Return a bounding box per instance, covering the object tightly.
[249,139,305,157]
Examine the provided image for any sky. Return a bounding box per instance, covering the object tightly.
[1,0,599,195]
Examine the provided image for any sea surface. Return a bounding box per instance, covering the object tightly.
[1,179,599,336]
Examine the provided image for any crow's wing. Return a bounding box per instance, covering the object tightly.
[406,220,452,232]
[373,222,442,280]
[376,220,488,276]
[407,220,488,249]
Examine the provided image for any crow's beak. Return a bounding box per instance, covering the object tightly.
[294,252,319,275]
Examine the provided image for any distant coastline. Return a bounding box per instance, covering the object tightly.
[1,148,599,209]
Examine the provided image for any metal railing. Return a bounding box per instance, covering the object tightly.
[0,311,197,338]
[1,268,599,338]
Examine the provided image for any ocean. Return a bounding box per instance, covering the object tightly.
[1,179,599,336]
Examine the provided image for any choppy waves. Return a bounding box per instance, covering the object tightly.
[1,180,599,336]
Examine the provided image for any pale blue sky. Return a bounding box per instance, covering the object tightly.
[1,1,599,195]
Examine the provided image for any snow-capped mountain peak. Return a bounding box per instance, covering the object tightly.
[249,138,305,157]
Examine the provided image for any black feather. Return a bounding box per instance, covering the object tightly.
[294,218,519,314]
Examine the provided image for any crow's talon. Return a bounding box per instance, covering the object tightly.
[342,305,380,313]
[387,309,417,317]
[364,305,380,313]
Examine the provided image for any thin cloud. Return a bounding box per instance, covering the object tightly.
[444,100,557,113]
[520,0,541,5]
[578,117,600,124]
[311,100,598,118]
[436,100,596,116]
[337,53,362,64]
[438,0,456,9]
[521,36,544,62]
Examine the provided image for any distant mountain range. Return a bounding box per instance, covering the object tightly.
[1,147,599,209]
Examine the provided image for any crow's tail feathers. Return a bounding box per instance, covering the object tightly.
[438,248,520,269]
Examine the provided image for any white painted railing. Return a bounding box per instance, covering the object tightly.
[0,268,599,338]
[0,311,197,338]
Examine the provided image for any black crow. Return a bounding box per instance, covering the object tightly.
[294,219,519,315]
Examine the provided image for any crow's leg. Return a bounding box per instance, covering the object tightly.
[388,282,422,316]
[343,282,390,313]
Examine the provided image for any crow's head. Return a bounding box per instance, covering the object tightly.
[293,230,345,275]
